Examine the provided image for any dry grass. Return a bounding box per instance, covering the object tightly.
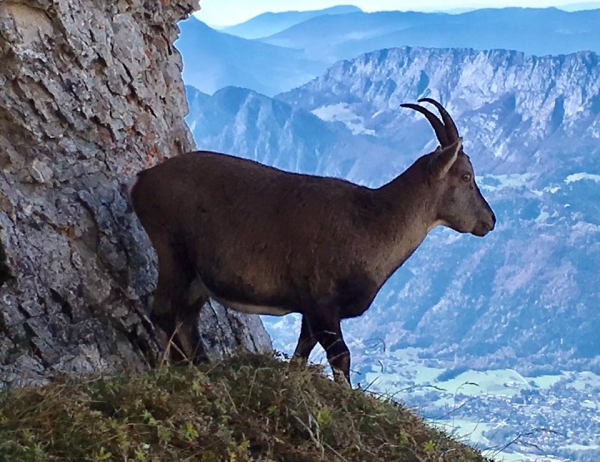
[0,352,493,461]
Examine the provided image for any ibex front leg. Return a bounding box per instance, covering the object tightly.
[307,311,351,385]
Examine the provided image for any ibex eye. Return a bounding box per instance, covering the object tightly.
[462,173,472,182]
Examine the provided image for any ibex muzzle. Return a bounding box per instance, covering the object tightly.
[130,98,496,385]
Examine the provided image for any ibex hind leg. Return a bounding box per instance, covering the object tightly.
[177,277,210,364]
[149,239,196,364]
[292,315,318,365]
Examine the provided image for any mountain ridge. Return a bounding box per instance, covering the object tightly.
[176,8,600,99]
[184,84,399,185]
[175,17,325,96]
[261,8,600,62]
[222,5,362,39]
[277,46,600,179]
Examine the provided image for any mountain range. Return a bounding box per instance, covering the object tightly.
[184,45,600,376]
[184,84,397,185]
[175,18,324,96]
[221,5,362,39]
[178,7,600,98]
[260,8,600,62]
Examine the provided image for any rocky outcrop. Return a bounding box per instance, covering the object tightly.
[0,0,271,387]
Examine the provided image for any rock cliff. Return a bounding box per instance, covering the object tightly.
[0,0,270,387]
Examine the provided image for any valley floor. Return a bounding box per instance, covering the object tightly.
[354,348,600,462]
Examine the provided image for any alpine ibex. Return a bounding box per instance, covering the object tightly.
[129,98,496,385]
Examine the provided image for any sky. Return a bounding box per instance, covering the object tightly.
[194,0,590,27]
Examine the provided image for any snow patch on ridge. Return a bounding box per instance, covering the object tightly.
[312,103,376,136]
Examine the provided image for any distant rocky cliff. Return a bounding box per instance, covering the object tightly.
[0,0,270,387]
[279,46,600,178]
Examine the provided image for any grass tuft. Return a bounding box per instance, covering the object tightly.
[0,352,493,461]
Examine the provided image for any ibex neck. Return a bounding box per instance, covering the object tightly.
[372,169,437,279]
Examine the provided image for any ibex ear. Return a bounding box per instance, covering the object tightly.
[428,137,462,179]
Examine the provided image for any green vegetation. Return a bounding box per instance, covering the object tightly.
[0,353,492,461]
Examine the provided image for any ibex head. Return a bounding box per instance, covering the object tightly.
[401,98,496,237]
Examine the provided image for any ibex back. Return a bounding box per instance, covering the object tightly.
[130,98,496,385]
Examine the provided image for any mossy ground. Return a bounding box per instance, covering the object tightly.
[0,353,493,461]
